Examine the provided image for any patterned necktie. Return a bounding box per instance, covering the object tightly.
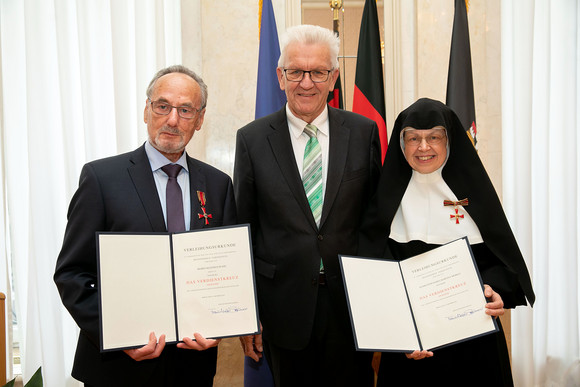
[161,164,186,232]
[303,124,323,227]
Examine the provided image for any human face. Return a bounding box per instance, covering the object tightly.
[277,42,339,123]
[144,73,205,162]
[402,126,448,174]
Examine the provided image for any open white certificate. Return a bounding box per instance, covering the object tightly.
[97,224,259,352]
[339,237,497,352]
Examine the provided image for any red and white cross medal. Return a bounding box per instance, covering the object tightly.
[197,190,213,225]
[443,198,469,224]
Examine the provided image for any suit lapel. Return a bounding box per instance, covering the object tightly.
[321,108,349,227]
[127,146,167,232]
[187,156,207,230]
[267,109,318,230]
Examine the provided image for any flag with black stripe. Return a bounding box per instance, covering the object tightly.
[353,0,388,162]
[446,0,477,148]
[327,73,343,109]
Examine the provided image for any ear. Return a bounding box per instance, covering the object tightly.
[194,108,206,131]
[276,67,286,91]
[328,68,339,90]
[144,99,149,124]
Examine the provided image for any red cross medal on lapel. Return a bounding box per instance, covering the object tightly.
[443,198,469,224]
[197,190,213,225]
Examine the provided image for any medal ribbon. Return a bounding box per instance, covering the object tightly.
[197,190,213,225]
[443,198,469,207]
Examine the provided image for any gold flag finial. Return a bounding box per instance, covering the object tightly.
[329,0,343,21]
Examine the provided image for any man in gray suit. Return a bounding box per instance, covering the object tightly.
[55,65,236,386]
[235,25,381,386]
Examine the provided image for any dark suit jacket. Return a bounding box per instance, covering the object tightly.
[234,107,381,350]
[54,145,236,386]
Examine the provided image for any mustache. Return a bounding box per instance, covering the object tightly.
[159,126,182,136]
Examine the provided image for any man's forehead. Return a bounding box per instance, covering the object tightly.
[285,42,332,66]
[151,73,200,100]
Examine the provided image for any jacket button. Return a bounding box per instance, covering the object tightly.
[317,234,323,241]
[311,277,318,285]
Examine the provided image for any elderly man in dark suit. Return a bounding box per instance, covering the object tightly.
[54,65,236,387]
[235,25,381,386]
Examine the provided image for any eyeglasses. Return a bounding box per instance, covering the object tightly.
[283,69,333,83]
[148,99,201,119]
[402,128,447,147]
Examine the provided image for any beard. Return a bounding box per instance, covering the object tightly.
[151,126,186,155]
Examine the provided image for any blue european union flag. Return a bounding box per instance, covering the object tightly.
[255,0,286,119]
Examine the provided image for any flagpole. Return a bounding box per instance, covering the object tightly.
[329,0,344,108]
[330,0,342,34]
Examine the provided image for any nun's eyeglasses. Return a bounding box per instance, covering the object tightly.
[402,128,447,147]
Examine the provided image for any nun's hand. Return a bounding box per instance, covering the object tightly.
[484,284,505,318]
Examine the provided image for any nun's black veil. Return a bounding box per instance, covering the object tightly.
[358,98,534,307]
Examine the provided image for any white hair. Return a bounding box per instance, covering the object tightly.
[278,24,340,69]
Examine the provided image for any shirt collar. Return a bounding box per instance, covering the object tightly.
[286,104,329,139]
[145,141,189,172]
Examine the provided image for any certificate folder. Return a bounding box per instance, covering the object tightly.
[97,224,259,352]
[339,237,497,353]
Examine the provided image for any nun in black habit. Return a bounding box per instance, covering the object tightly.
[358,98,535,387]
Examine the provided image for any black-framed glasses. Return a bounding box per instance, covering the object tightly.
[283,69,333,83]
[148,99,201,119]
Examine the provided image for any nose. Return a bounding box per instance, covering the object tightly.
[299,72,315,88]
[417,138,431,151]
[166,106,180,125]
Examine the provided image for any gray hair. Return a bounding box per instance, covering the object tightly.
[278,25,340,69]
[146,65,208,109]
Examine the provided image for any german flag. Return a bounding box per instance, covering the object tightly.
[353,0,387,163]
[327,73,344,109]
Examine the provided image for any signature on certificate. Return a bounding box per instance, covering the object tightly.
[446,307,483,320]
[211,305,248,314]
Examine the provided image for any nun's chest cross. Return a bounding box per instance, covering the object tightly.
[443,198,469,224]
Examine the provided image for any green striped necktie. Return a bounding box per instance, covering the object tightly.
[303,123,324,272]
[303,124,323,227]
